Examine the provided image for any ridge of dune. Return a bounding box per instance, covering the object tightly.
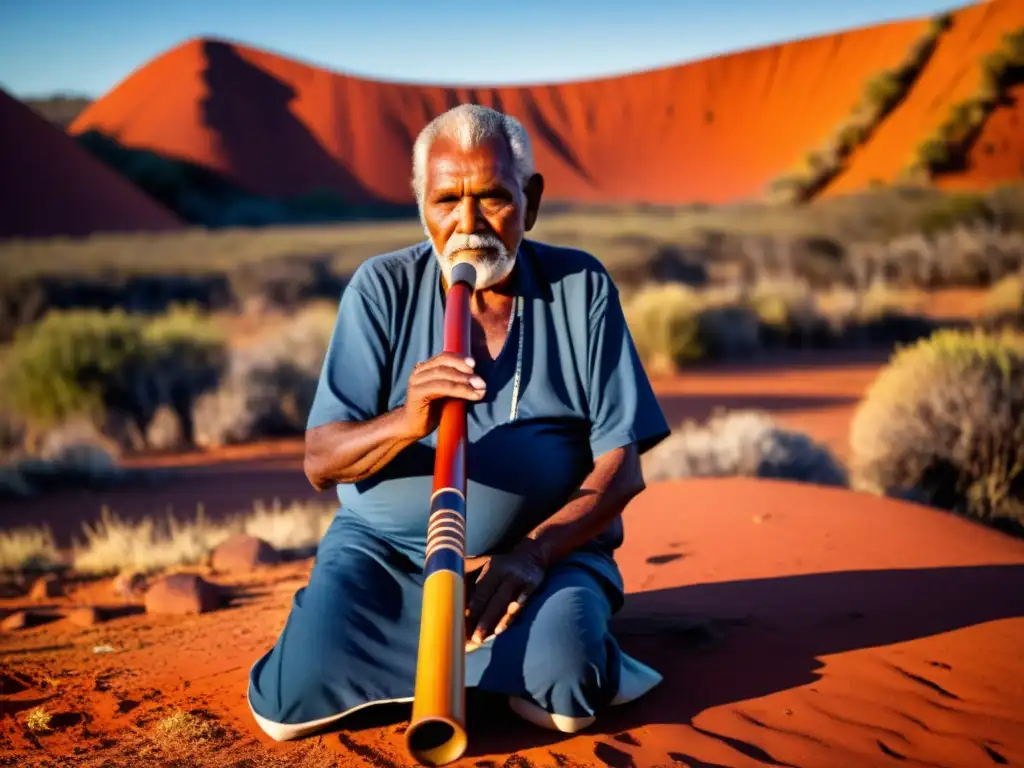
[0,88,183,239]
[824,0,1024,195]
[66,0,1023,207]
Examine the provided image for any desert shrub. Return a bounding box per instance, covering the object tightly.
[849,329,1024,529]
[0,309,149,431]
[643,410,848,487]
[70,499,335,575]
[191,306,334,446]
[982,274,1024,322]
[0,525,62,572]
[863,73,905,114]
[0,426,148,501]
[623,284,706,373]
[745,278,828,346]
[916,192,994,235]
[0,307,227,444]
[141,306,229,440]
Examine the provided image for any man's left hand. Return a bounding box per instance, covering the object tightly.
[464,542,548,650]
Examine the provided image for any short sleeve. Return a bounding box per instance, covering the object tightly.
[587,283,671,459]
[306,269,391,430]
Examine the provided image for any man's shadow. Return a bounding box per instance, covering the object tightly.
[331,562,1024,761]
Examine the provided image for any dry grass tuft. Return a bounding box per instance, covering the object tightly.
[0,525,63,572]
[643,410,848,487]
[70,499,336,576]
[983,273,1024,320]
[155,708,225,745]
[24,707,52,733]
[849,328,1024,529]
[192,305,335,447]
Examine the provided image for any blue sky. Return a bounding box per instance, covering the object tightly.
[1,0,963,98]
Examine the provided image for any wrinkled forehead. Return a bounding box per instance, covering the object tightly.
[425,135,519,193]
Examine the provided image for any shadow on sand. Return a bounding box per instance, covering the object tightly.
[327,563,1024,764]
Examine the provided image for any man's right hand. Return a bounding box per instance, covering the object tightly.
[401,352,486,439]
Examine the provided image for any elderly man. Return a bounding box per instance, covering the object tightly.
[247,104,669,742]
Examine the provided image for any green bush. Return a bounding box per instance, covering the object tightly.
[623,284,706,374]
[863,73,904,113]
[849,329,1024,530]
[0,307,227,440]
[916,191,994,235]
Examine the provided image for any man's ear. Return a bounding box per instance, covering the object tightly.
[523,173,544,231]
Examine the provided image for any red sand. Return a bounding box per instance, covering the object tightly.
[66,0,1024,207]
[2,477,1023,768]
[0,88,183,240]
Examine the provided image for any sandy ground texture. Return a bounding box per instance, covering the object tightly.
[2,477,1024,768]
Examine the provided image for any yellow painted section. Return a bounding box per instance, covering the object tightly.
[407,569,467,765]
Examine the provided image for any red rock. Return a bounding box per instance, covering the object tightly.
[144,574,221,616]
[112,571,148,598]
[1,610,60,631]
[29,574,63,601]
[67,607,102,627]
[211,534,279,573]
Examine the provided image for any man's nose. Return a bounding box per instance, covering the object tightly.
[456,198,483,233]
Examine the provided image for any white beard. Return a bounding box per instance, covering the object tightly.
[433,232,516,289]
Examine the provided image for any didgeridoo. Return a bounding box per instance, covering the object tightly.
[405,260,476,766]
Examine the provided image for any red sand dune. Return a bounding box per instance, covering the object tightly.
[67,0,1024,207]
[2,478,1023,767]
[828,0,1024,195]
[0,88,183,239]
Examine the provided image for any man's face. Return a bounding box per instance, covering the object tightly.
[421,134,542,289]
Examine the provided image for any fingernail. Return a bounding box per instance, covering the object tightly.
[470,376,485,389]
[465,357,475,367]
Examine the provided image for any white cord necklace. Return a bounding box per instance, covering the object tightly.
[507,294,524,423]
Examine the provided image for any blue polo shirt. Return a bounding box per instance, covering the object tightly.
[306,237,670,602]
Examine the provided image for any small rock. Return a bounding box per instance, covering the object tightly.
[112,571,148,598]
[2,610,59,631]
[211,534,280,573]
[144,573,221,616]
[1,611,29,631]
[67,607,102,627]
[30,574,63,601]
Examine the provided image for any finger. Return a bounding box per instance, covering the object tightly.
[415,376,486,401]
[470,579,524,645]
[465,562,497,627]
[492,589,530,636]
[419,352,476,374]
[411,367,486,392]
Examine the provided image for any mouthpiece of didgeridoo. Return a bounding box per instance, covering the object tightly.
[449,260,478,288]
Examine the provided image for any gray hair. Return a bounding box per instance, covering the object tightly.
[411,104,535,207]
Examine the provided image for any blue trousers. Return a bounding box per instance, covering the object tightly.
[246,514,648,740]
